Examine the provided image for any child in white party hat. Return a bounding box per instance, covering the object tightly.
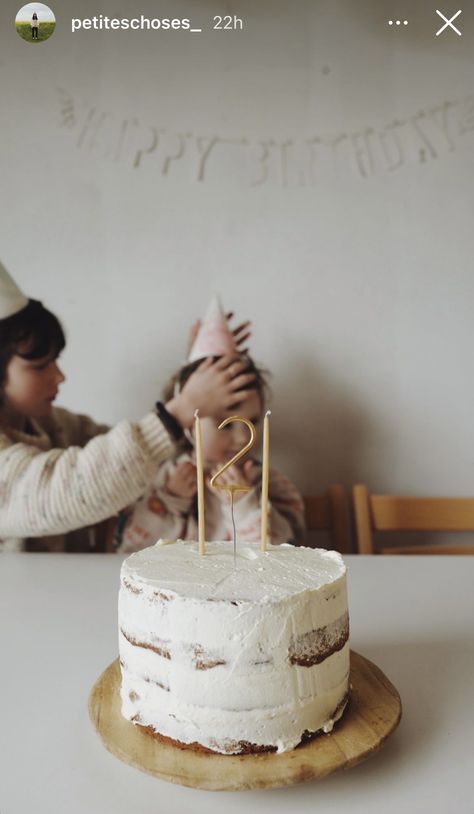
[118,296,305,552]
[0,263,254,552]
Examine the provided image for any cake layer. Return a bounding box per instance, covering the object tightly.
[119,633,349,710]
[118,541,350,754]
[120,543,347,650]
[121,647,350,754]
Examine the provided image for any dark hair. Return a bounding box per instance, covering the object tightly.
[32,12,38,18]
[162,355,270,407]
[0,299,66,389]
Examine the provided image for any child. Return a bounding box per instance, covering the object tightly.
[31,12,39,39]
[0,262,255,552]
[118,298,306,552]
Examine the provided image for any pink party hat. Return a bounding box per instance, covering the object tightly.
[188,295,237,363]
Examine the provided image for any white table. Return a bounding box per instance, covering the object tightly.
[1,554,473,814]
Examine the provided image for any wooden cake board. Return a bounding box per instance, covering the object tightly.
[89,651,401,791]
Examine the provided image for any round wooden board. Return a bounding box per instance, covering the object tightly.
[88,651,401,791]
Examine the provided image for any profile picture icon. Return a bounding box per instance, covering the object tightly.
[15,3,56,43]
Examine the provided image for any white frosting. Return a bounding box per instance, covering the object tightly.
[123,540,346,601]
[119,541,350,754]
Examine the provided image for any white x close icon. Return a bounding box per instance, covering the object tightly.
[436,9,462,36]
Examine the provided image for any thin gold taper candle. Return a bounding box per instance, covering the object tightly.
[194,410,206,555]
[260,410,271,551]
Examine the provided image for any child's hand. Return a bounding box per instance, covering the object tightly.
[210,460,259,502]
[166,356,256,428]
[165,461,198,498]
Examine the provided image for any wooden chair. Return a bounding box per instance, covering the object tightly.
[303,484,352,553]
[352,484,474,554]
[91,516,117,553]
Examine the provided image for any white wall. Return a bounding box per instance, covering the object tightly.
[1,0,473,495]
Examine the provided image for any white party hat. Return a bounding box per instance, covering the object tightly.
[187,295,237,363]
[0,260,29,319]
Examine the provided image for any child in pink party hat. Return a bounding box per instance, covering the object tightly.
[117,296,305,553]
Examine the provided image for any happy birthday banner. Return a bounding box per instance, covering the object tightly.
[57,89,474,185]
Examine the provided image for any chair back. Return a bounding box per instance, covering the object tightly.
[91,516,117,553]
[352,484,474,554]
[303,484,352,553]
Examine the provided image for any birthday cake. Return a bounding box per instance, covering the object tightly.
[118,540,350,755]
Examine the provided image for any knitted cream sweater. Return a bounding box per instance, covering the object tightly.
[0,406,174,552]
